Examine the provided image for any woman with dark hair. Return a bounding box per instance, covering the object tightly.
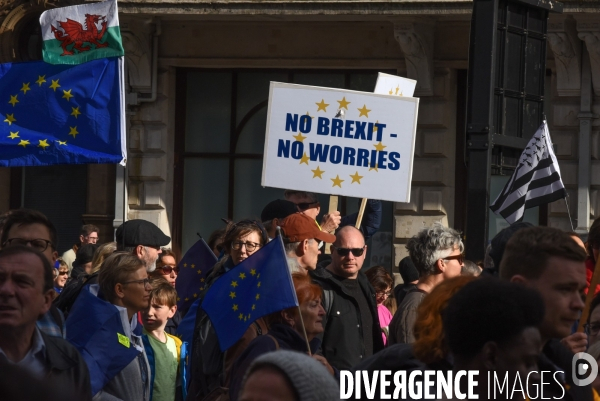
[150,248,178,287]
[228,273,335,401]
[365,266,394,345]
[207,227,226,257]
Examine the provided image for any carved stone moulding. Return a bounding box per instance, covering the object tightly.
[548,15,581,97]
[576,15,600,97]
[0,0,79,63]
[393,20,435,97]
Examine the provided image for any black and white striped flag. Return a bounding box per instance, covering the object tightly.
[490,121,566,224]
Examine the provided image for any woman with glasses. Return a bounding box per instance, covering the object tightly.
[150,249,178,287]
[365,266,394,345]
[190,219,268,400]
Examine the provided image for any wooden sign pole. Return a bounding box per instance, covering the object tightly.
[578,257,600,332]
[355,198,368,230]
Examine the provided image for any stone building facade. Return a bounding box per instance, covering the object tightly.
[0,0,596,271]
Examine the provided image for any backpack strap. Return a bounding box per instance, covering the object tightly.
[266,335,280,350]
[322,288,334,316]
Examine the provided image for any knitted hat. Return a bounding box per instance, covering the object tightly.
[398,256,419,283]
[241,350,339,401]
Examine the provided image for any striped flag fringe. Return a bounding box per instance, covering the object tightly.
[490,121,566,224]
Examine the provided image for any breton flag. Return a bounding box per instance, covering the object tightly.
[490,121,566,224]
[40,0,124,65]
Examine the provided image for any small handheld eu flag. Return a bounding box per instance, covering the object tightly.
[201,237,298,351]
[175,238,218,314]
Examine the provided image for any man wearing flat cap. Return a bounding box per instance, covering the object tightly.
[115,220,171,272]
[260,199,298,239]
[279,212,336,275]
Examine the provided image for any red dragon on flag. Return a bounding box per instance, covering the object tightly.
[51,14,108,56]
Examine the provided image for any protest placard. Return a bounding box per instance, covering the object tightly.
[261,82,419,203]
[374,72,417,97]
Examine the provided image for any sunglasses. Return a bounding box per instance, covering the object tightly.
[159,265,179,275]
[58,271,68,276]
[333,246,365,257]
[295,201,319,211]
[443,254,465,264]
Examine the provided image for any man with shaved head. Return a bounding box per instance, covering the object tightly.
[310,226,383,370]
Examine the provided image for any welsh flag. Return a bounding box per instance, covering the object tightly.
[40,0,124,65]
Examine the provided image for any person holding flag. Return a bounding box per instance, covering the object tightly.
[188,220,269,400]
[228,273,335,401]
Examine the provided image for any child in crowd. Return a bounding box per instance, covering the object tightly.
[142,280,187,401]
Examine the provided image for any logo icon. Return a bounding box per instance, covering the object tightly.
[572,352,599,386]
[51,14,108,56]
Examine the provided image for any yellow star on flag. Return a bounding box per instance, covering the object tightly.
[337,97,351,110]
[331,175,344,188]
[239,272,246,280]
[20,83,30,94]
[350,171,363,184]
[193,293,198,298]
[184,263,188,267]
[191,264,196,269]
[238,313,244,320]
[49,80,60,91]
[300,153,309,165]
[36,75,46,87]
[232,304,238,311]
[255,294,260,300]
[8,95,18,107]
[316,99,329,112]
[71,106,81,118]
[62,89,73,101]
[250,269,256,276]
[257,282,261,288]
[374,142,387,152]
[231,281,238,288]
[4,114,15,125]
[229,291,236,299]
[311,166,325,179]
[18,139,29,147]
[7,131,19,139]
[293,133,306,142]
[56,140,67,146]
[357,105,371,118]
[252,305,256,310]
[197,270,203,274]
[200,278,205,282]
[69,126,78,138]
[38,139,50,150]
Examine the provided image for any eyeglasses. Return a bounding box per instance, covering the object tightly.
[295,201,320,211]
[85,235,99,243]
[3,238,53,252]
[231,241,261,252]
[585,323,600,336]
[333,246,365,257]
[122,278,151,287]
[377,291,392,298]
[443,254,465,264]
[313,239,324,250]
[159,265,179,275]
[58,271,68,276]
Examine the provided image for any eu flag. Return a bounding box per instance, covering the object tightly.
[175,238,218,314]
[201,237,299,351]
[66,285,140,396]
[0,57,125,167]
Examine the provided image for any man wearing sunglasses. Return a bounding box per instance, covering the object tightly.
[388,223,464,346]
[310,226,384,370]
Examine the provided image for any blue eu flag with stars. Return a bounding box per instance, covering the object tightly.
[0,57,125,167]
[175,238,218,314]
[201,237,299,351]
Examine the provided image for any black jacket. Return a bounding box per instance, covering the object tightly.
[310,266,384,370]
[43,331,92,401]
[228,324,321,401]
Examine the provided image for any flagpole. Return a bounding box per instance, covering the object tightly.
[276,227,312,356]
[563,196,575,232]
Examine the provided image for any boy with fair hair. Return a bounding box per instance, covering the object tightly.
[142,280,186,401]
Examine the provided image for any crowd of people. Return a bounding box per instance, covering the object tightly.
[0,192,599,401]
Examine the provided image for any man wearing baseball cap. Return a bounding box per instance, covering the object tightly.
[279,212,336,275]
[115,219,171,272]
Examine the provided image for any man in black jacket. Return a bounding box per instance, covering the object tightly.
[0,245,91,400]
[310,226,384,370]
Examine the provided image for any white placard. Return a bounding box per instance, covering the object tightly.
[261,82,419,203]
[374,72,417,97]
